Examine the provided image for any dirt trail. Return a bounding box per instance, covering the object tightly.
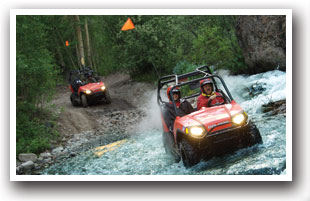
[51,73,155,144]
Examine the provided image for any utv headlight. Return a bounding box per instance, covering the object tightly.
[101,86,106,91]
[186,126,205,137]
[232,113,246,125]
[85,89,92,95]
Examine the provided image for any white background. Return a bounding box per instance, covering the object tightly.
[1,0,309,201]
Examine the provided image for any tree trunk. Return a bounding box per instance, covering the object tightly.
[75,44,82,69]
[84,19,93,69]
[74,15,85,69]
[91,44,97,72]
[54,26,77,70]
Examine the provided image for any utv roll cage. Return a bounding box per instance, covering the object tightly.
[69,67,99,84]
[157,65,234,116]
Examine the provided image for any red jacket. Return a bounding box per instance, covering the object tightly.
[197,92,224,110]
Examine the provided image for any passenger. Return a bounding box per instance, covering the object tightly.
[197,78,225,110]
[163,86,194,132]
[71,78,83,92]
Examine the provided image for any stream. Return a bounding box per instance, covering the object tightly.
[42,70,287,175]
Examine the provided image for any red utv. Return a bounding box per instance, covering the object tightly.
[157,65,262,168]
[69,67,111,107]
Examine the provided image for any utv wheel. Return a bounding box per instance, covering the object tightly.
[180,139,200,168]
[70,94,78,107]
[248,121,263,145]
[81,94,89,107]
[104,89,112,104]
[162,132,180,163]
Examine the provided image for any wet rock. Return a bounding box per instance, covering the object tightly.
[18,153,37,162]
[69,152,77,157]
[262,100,286,115]
[21,161,34,170]
[44,158,52,163]
[52,146,64,155]
[248,82,267,97]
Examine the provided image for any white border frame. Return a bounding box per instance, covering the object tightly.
[10,9,292,181]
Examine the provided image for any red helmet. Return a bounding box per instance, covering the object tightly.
[167,86,180,100]
[200,78,214,93]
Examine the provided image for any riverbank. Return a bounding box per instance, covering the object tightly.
[16,73,155,175]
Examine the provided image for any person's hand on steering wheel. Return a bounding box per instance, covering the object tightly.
[209,94,216,100]
[207,94,226,107]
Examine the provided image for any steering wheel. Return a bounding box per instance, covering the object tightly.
[207,94,227,107]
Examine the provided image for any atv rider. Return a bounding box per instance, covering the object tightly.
[163,86,194,132]
[197,78,225,110]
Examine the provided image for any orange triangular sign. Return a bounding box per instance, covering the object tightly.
[121,18,135,31]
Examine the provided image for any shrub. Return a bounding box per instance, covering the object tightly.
[16,102,59,156]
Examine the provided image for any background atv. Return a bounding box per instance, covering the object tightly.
[69,67,111,107]
[157,65,262,168]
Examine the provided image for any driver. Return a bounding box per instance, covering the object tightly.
[197,78,224,110]
[86,72,97,83]
[164,86,194,132]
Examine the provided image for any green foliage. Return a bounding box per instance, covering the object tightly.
[16,16,60,105]
[173,61,198,75]
[191,25,246,73]
[15,15,248,155]
[173,61,201,97]
[33,15,246,78]
[17,15,246,78]
[16,102,59,156]
[16,16,61,156]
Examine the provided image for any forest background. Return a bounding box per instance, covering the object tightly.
[15,15,264,155]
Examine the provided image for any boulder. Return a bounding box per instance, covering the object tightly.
[18,153,37,162]
[235,16,286,74]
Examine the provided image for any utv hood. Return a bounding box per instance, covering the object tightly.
[80,81,105,92]
[180,103,244,133]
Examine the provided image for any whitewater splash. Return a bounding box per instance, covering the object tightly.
[42,70,287,175]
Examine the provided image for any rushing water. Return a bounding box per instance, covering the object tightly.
[42,70,287,175]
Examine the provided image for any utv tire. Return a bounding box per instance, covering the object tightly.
[70,94,78,107]
[180,139,200,168]
[248,121,263,145]
[81,94,89,107]
[104,89,112,104]
[162,132,180,163]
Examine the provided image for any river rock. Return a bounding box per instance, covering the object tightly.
[21,161,34,170]
[52,146,64,155]
[16,166,21,174]
[18,153,37,162]
[40,152,52,158]
[44,158,52,163]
